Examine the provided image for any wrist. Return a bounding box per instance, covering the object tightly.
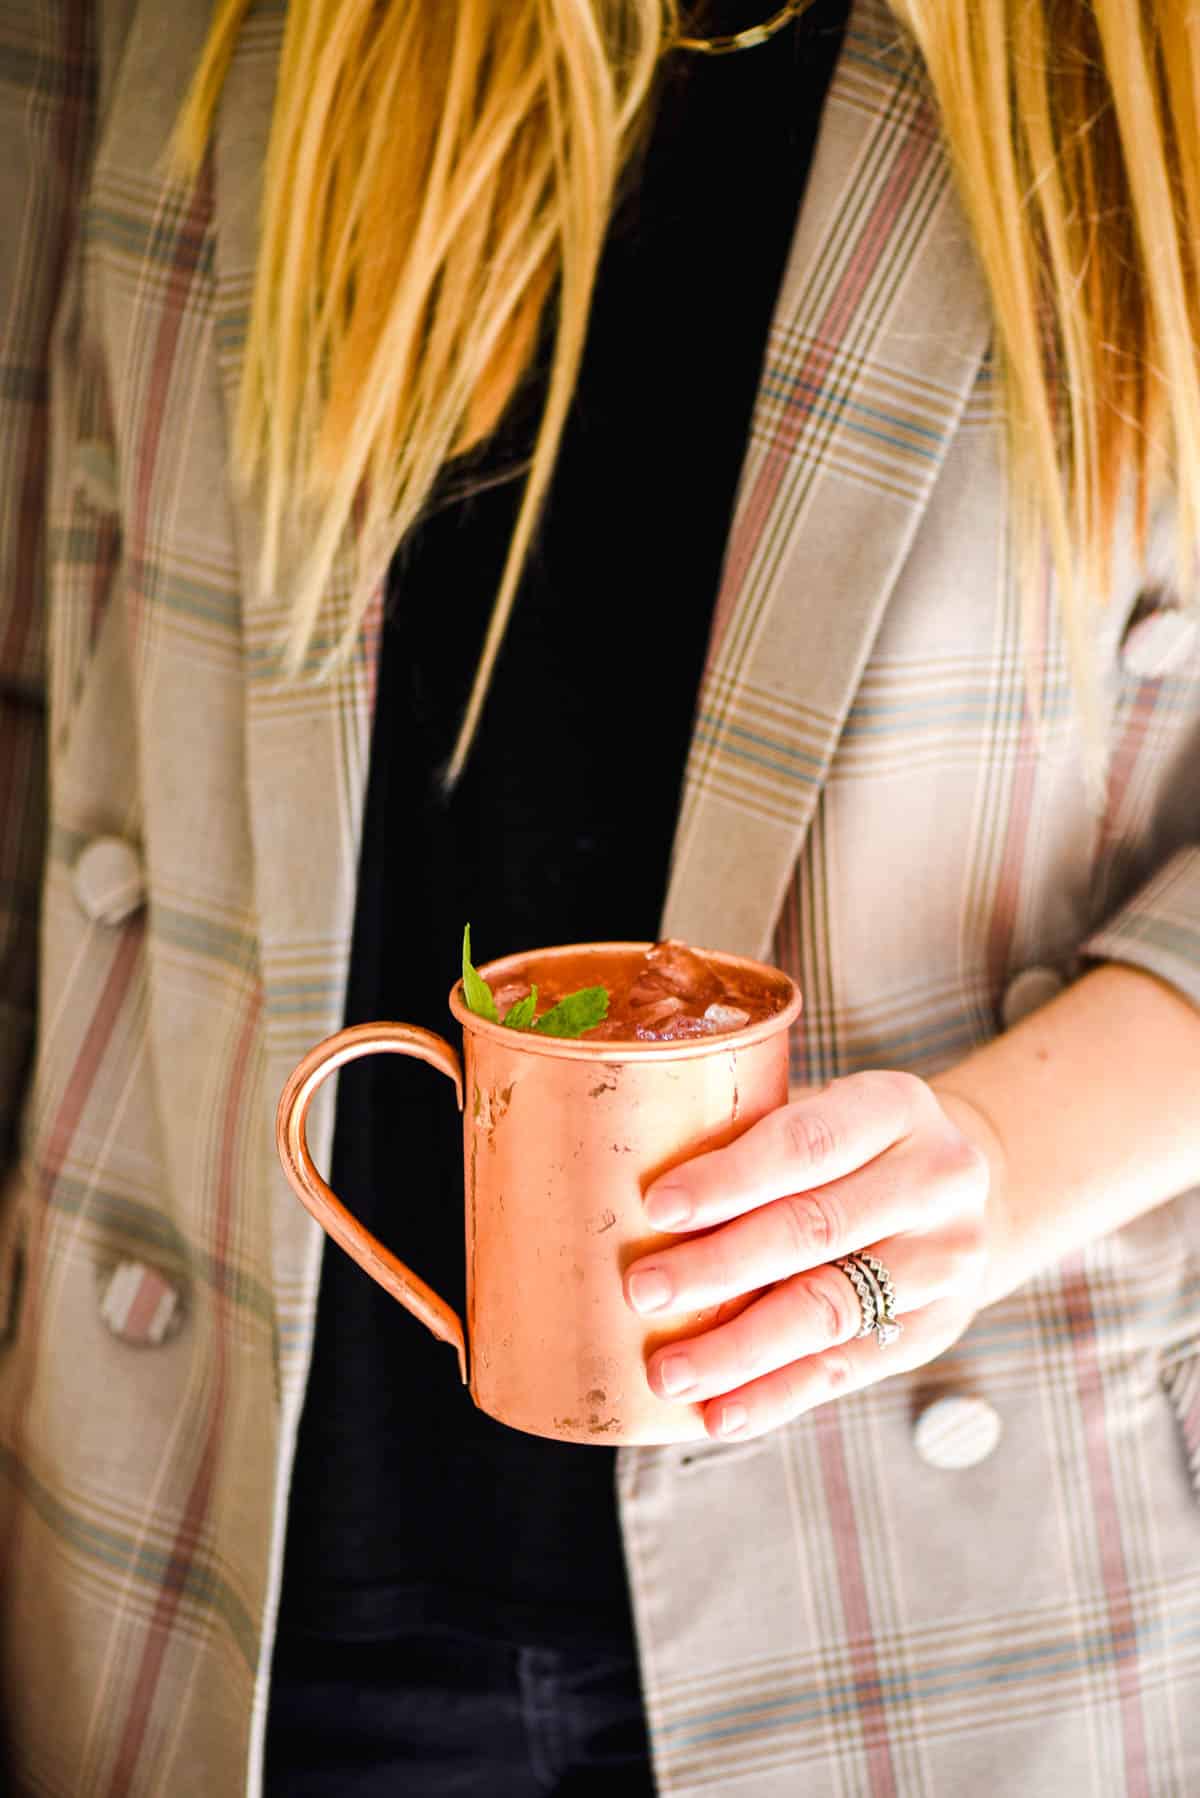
[928,1078,1015,1308]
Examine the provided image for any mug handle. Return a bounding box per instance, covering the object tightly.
[275,1021,467,1383]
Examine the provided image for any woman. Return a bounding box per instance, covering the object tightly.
[1,1,1199,1794]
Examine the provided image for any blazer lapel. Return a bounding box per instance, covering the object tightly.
[211,7,381,1294]
[661,0,993,959]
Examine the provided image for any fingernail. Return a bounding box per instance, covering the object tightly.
[645,1185,692,1229]
[627,1268,673,1314]
[656,1352,696,1396]
[716,1401,748,1438]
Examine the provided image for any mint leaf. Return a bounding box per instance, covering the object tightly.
[461,924,499,1023]
[532,986,609,1038]
[461,925,610,1036]
[502,987,538,1030]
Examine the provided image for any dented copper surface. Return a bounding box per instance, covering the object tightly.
[275,941,801,1445]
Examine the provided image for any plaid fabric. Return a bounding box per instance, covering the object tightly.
[1,1,1198,1794]
[637,7,1200,1796]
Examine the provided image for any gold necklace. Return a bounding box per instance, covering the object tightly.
[669,0,815,56]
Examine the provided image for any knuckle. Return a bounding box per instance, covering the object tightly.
[781,1105,838,1172]
[936,1128,987,1182]
[956,1135,991,1192]
[802,1268,857,1343]
[863,1068,924,1113]
[779,1190,841,1261]
[926,1131,989,1209]
[820,1349,854,1395]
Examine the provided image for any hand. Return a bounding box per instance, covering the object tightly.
[621,1071,1005,1441]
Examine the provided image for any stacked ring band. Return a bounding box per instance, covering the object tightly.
[836,1257,879,1338]
[835,1252,902,1349]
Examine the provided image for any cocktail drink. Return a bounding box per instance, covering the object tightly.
[276,936,801,1444]
[489,938,791,1043]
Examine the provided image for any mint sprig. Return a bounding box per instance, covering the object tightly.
[532,987,609,1037]
[461,925,498,1023]
[502,990,538,1029]
[461,924,609,1039]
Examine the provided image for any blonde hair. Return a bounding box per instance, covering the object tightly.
[175,0,1199,781]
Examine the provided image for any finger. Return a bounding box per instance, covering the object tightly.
[642,1070,934,1232]
[643,1236,973,1405]
[626,1130,985,1316]
[700,1300,964,1441]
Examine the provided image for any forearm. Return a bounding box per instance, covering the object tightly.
[931,961,1200,1307]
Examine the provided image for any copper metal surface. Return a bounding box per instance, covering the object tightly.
[275,942,801,1444]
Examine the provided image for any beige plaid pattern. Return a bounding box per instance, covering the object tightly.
[1,1,1198,1793]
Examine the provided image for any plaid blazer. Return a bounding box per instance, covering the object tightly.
[2,1,1199,1793]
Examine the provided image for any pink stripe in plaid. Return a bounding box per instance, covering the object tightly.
[1091,677,1161,923]
[1062,1265,1151,1798]
[816,1409,900,1796]
[984,556,1052,996]
[710,96,938,661]
[120,1265,176,1345]
[88,515,120,654]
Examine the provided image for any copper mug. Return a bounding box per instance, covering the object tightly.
[275,941,801,1445]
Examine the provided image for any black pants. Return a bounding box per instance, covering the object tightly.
[264,1628,658,1796]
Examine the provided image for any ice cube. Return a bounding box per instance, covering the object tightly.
[703,1003,750,1030]
[625,940,723,1011]
[631,996,686,1031]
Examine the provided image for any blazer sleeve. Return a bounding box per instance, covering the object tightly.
[0,2,95,1165]
[1082,845,1200,1013]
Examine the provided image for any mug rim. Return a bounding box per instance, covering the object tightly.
[448,939,802,1062]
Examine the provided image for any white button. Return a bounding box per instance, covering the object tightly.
[99,1260,183,1346]
[913,1395,1002,1470]
[1000,965,1064,1029]
[72,439,119,512]
[1121,608,1199,679]
[73,837,146,926]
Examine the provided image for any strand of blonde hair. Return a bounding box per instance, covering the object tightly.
[175,1,1200,788]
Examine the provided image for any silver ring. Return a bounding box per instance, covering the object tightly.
[835,1256,878,1339]
[837,1252,902,1349]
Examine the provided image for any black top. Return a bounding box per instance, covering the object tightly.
[277,0,853,1649]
